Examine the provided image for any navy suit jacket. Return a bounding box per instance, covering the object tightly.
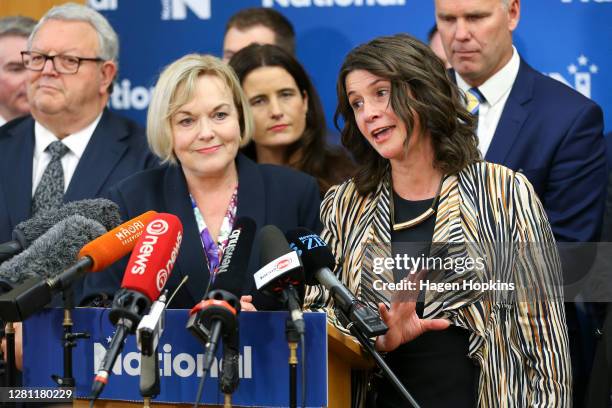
[454,59,607,242]
[82,154,322,310]
[0,108,158,243]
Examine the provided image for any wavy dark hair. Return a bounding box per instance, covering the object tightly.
[230,43,355,194]
[335,34,480,196]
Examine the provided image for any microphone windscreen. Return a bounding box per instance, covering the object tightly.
[79,211,158,272]
[121,213,183,302]
[0,215,107,285]
[285,228,336,285]
[12,198,121,247]
[259,225,292,267]
[212,217,256,296]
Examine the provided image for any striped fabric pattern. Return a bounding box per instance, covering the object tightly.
[304,161,571,407]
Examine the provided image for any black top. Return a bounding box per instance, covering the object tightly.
[375,192,478,408]
[81,154,322,310]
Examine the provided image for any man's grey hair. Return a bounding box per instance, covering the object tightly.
[0,16,37,39]
[28,2,119,67]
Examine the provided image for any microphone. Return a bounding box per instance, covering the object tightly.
[0,215,107,321]
[254,225,306,335]
[0,211,159,322]
[285,228,388,337]
[90,213,183,401]
[0,198,121,263]
[186,217,255,398]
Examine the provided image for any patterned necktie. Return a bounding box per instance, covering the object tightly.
[32,140,70,215]
[466,87,486,117]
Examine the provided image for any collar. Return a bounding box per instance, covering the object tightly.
[456,46,521,107]
[0,115,6,127]
[34,112,103,159]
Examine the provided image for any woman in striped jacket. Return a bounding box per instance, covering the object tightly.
[304,34,571,407]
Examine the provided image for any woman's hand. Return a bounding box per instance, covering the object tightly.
[1,322,23,371]
[239,295,257,312]
[374,277,451,352]
[375,301,450,352]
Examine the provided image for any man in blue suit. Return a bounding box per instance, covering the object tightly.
[0,3,157,243]
[435,0,607,405]
[435,0,606,243]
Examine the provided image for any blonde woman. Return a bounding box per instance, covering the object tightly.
[83,54,321,310]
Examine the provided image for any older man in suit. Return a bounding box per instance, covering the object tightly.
[434,0,607,405]
[0,3,157,244]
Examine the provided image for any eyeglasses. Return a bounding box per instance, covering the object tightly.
[21,51,104,75]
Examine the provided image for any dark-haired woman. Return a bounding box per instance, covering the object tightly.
[229,44,354,195]
[305,34,571,407]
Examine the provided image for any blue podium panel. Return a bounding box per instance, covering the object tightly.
[23,309,327,407]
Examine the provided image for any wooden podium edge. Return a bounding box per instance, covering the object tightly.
[326,321,374,370]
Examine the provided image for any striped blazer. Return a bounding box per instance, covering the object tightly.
[305,161,572,407]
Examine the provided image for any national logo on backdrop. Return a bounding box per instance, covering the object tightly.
[262,0,406,6]
[161,0,211,20]
[88,0,118,11]
[561,0,612,3]
[548,55,600,99]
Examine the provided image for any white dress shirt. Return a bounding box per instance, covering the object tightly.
[0,115,6,127]
[31,113,102,196]
[456,46,521,156]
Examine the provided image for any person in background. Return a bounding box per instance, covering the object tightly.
[427,25,450,68]
[0,15,36,126]
[305,33,571,407]
[222,7,295,62]
[82,54,321,310]
[229,44,355,195]
[435,1,607,404]
[1,1,157,379]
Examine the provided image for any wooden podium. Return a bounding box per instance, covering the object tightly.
[73,322,372,407]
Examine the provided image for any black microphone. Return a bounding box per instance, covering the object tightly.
[90,213,183,401]
[0,198,121,263]
[285,228,388,337]
[254,225,306,336]
[186,217,255,398]
[0,215,107,321]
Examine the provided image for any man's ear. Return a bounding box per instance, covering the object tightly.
[99,61,117,95]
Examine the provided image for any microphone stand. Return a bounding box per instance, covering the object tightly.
[51,287,89,388]
[219,344,239,408]
[139,348,160,408]
[335,307,421,408]
[4,322,16,387]
[285,319,299,408]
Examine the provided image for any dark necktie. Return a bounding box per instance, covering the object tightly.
[32,140,70,215]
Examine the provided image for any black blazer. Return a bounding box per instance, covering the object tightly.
[0,109,158,242]
[82,154,322,310]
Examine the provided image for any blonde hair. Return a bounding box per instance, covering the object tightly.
[147,53,254,164]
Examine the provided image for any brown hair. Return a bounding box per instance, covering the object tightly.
[225,8,295,55]
[335,33,480,196]
[230,43,355,194]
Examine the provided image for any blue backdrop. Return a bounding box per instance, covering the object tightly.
[88,0,612,136]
